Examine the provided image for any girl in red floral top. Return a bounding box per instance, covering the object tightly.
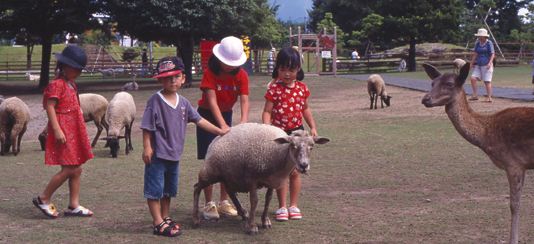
[32,45,94,218]
[262,47,318,221]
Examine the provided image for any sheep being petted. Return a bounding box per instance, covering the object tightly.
[100,92,136,158]
[0,97,30,156]
[192,123,330,235]
[367,74,392,109]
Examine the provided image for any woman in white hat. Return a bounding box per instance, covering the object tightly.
[469,28,495,102]
[196,36,249,220]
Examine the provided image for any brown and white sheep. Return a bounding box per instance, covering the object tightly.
[453,58,466,74]
[0,97,30,156]
[192,123,330,235]
[367,74,392,109]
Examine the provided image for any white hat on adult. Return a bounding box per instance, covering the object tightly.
[212,36,247,67]
[474,28,490,37]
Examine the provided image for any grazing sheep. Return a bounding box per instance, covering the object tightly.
[121,74,138,91]
[96,68,115,82]
[38,93,110,150]
[25,73,40,81]
[367,74,392,109]
[100,92,136,158]
[0,97,30,156]
[192,123,330,235]
[453,58,466,74]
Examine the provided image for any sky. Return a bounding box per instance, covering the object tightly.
[268,0,313,22]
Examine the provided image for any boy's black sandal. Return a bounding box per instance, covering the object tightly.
[163,217,180,229]
[153,221,182,237]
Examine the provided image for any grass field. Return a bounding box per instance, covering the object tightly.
[1,73,534,243]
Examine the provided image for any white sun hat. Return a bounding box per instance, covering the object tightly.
[212,36,247,67]
[474,28,490,37]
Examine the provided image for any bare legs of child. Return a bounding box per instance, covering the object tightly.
[203,183,237,219]
[275,170,302,221]
[34,165,93,218]
[147,197,181,237]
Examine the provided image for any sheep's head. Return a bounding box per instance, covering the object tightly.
[382,94,392,107]
[101,136,125,158]
[274,130,331,174]
[422,62,470,108]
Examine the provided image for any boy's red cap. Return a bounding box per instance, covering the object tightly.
[152,56,184,79]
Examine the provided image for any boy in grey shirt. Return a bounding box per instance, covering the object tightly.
[140,56,230,237]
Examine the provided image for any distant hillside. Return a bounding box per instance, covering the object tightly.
[268,0,312,22]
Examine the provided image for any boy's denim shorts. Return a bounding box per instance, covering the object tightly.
[144,156,179,200]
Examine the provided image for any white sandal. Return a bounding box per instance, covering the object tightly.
[64,205,93,217]
[32,196,58,218]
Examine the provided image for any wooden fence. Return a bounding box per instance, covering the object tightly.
[1,46,532,82]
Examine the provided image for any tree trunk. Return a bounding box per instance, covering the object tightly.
[26,44,33,70]
[39,34,52,89]
[408,37,416,72]
[176,34,194,85]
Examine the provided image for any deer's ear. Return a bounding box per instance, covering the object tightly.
[423,63,441,80]
[456,62,470,86]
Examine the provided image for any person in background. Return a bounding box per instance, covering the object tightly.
[469,28,495,103]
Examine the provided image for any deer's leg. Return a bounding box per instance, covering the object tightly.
[261,188,273,229]
[506,167,525,244]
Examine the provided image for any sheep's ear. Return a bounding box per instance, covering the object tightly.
[422,63,441,80]
[117,136,126,140]
[274,136,290,144]
[100,137,109,140]
[313,137,331,145]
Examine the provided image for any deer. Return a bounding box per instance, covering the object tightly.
[421,62,534,244]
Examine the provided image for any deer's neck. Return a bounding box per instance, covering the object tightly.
[444,90,488,149]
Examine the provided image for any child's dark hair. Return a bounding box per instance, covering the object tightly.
[208,54,241,76]
[53,62,65,80]
[272,47,305,81]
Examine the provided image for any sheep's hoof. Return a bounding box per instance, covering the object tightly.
[262,219,272,229]
[247,225,259,235]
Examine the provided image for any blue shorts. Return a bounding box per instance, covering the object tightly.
[196,107,232,159]
[144,156,179,199]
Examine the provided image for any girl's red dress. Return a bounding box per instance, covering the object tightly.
[43,79,93,165]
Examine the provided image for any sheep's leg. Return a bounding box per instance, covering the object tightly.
[261,188,273,229]
[125,126,130,155]
[11,122,25,156]
[374,94,378,109]
[506,167,525,244]
[369,95,374,109]
[0,132,5,156]
[380,96,384,108]
[228,191,248,221]
[92,118,103,148]
[246,186,259,235]
[192,182,205,229]
[101,116,110,136]
[128,120,134,151]
[14,126,26,156]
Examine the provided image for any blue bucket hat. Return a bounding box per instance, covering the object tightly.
[54,45,89,72]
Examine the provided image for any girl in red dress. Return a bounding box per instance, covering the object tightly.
[32,45,94,218]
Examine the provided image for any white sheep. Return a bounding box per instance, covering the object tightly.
[453,58,466,74]
[96,68,115,82]
[367,74,392,109]
[100,92,136,158]
[38,93,110,150]
[121,74,138,91]
[192,123,330,235]
[0,97,30,156]
[25,73,40,81]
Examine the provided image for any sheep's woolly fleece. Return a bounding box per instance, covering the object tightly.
[0,97,31,146]
[367,74,387,96]
[106,92,136,137]
[79,93,109,122]
[201,124,289,177]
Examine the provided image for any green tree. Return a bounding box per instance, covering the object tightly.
[0,0,104,89]
[316,12,347,48]
[108,0,256,84]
